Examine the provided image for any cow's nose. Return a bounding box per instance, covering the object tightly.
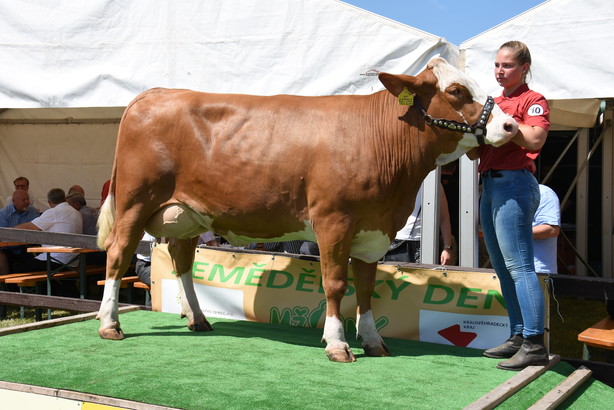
[504,120,518,136]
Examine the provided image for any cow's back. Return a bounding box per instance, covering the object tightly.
[113,88,400,242]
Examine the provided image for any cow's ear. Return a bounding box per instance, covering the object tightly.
[379,73,419,97]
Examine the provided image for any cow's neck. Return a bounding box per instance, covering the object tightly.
[369,91,440,186]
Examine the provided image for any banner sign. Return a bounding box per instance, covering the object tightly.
[151,245,549,349]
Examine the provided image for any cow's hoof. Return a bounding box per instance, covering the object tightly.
[364,342,390,357]
[188,319,213,332]
[326,347,356,363]
[99,327,125,340]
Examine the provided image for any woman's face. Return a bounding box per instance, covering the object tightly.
[494,48,528,93]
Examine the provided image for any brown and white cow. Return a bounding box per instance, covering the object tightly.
[97,57,517,362]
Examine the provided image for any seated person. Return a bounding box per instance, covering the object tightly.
[0,190,40,275]
[68,185,85,196]
[66,192,98,235]
[135,232,155,286]
[198,231,219,247]
[100,179,110,207]
[4,177,47,210]
[12,188,83,272]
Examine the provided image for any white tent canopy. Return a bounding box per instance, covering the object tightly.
[0,0,457,108]
[461,0,614,129]
[0,0,458,208]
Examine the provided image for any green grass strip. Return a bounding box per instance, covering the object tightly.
[0,311,611,409]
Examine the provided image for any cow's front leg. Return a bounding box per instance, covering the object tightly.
[169,237,213,332]
[353,258,389,357]
[318,231,355,362]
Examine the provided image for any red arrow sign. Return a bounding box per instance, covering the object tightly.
[437,324,477,347]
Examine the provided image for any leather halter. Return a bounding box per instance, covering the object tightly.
[413,96,495,146]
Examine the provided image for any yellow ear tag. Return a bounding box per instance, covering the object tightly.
[398,87,414,106]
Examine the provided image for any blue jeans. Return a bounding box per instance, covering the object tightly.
[480,169,544,337]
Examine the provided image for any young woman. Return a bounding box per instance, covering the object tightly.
[468,41,550,371]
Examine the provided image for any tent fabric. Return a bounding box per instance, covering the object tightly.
[0,0,457,109]
[461,0,614,128]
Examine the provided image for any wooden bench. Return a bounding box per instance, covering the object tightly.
[96,275,141,288]
[5,266,107,287]
[2,266,107,320]
[578,316,614,362]
[0,272,47,286]
[133,280,151,291]
[0,272,48,318]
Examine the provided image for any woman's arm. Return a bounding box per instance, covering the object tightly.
[511,124,548,151]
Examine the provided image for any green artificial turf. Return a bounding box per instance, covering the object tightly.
[0,311,612,409]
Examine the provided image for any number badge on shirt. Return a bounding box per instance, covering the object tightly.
[528,104,544,116]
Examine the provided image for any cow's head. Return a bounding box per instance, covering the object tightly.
[379,57,517,165]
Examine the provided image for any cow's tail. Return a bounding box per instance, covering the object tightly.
[97,193,115,250]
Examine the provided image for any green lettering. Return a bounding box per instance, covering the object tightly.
[266,270,294,289]
[423,284,454,304]
[296,273,316,293]
[270,307,292,326]
[192,261,208,280]
[208,264,245,284]
[484,289,506,309]
[387,280,410,300]
[457,287,480,308]
[245,267,265,286]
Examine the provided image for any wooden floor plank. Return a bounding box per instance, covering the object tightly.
[0,380,176,410]
[528,366,593,410]
[0,305,141,336]
[464,354,561,410]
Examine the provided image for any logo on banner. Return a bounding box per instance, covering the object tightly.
[419,310,509,349]
[270,299,390,333]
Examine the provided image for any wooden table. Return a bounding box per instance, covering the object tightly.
[27,246,103,300]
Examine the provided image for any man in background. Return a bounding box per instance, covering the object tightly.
[13,188,82,272]
[533,184,561,274]
[0,190,40,275]
[4,176,47,211]
[66,192,98,235]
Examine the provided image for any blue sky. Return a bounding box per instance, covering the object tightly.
[342,0,547,45]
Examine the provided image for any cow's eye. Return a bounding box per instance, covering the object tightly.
[447,87,462,96]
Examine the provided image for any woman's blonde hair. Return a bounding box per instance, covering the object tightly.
[499,41,532,82]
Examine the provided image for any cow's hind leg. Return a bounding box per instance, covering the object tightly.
[169,237,213,332]
[98,227,142,340]
[353,259,390,357]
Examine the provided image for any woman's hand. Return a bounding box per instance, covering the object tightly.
[440,248,452,265]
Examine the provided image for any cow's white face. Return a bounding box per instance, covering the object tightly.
[429,57,518,148]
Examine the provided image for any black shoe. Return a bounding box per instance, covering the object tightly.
[483,334,523,359]
[496,334,549,371]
